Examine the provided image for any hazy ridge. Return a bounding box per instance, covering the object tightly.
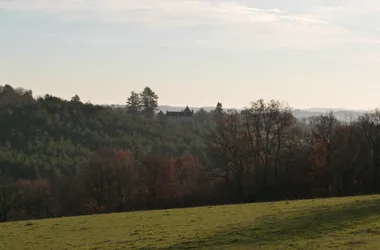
[109,104,367,120]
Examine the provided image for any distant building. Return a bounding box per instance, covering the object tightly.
[165,106,194,119]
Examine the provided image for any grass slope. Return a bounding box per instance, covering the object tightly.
[2,195,380,249]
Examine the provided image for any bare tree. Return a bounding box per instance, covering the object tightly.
[208,112,250,198]
[242,100,297,188]
[80,149,139,213]
[0,182,17,222]
[358,110,380,192]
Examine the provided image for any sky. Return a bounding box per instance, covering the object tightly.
[1,0,380,109]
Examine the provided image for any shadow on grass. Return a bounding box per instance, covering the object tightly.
[160,197,380,249]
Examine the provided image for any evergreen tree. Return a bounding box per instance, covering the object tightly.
[126,91,142,114]
[71,95,81,103]
[213,102,224,121]
[140,87,158,117]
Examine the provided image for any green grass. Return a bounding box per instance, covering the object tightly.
[2,195,380,249]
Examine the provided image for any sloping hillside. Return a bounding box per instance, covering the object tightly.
[2,195,380,249]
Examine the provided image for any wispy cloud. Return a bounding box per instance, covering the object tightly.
[0,0,326,26]
[1,0,380,49]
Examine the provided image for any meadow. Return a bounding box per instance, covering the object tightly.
[2,195,380,249]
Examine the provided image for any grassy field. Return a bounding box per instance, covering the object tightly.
[2,195,380,249]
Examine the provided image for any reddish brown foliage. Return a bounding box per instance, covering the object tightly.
[15,178,52,219]
[173,154,204,197]
[140,155,175,202]
[80,149,138,213]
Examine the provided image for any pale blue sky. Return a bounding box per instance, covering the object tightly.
[1,0,380,109]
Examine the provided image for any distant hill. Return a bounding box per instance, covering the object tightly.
[108,105,367,121]
[157,106,368,121]
[157,105,215,113]
[292,109,366,121]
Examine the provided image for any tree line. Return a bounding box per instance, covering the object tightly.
[1,84,380,222]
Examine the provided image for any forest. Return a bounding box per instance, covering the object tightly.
[1,84,380,222]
